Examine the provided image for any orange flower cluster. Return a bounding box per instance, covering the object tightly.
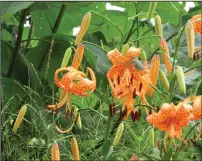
[147,95,202,138]
[106,47,151,119]
[48,44,96,114]
[191,14,202,35]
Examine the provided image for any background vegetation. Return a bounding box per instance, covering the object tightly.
[1,1,202,160]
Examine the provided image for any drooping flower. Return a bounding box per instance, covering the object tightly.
[160,38,173,74]
[183,95,202,120]
[190,14,202,35]
[146,103,190,138]
[107,47,151,119]
[47,44,96,132]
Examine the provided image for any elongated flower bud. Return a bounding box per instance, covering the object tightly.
[76,113,82,129]
[74,12,91,46]
[176,66,186,94]
[159,69,170,91]
[12,105,27,133]
[160,38,172,74]
[149,128,154,147]
[121,44,129,56]
[190,14,202,35]
[148,55,160,97]
[140,49,147,61]
[154,14,163,37]
[113,122,124,146]
[71,44,84,70]
[71,137,80,161]
[51,143,60,161]
[147,2,158,20]
[61,47,72,67]
[185,21,195,58]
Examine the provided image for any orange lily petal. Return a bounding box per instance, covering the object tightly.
[71,67,96,96]
[191,14,202,35]
[147,103,190,138]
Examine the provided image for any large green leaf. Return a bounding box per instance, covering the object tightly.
[0,2,33,20]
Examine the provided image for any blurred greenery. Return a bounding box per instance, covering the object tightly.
[1,1,202,160]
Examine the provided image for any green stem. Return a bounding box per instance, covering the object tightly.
[7,9,27,77]
[91,10,124,35]
[160,131,165,158]
[37,4,67,71]
[184,64,202,73]
[171,27,185,74]
[132,35,161,43]
[105,112,112,140]
[25,21,34,51]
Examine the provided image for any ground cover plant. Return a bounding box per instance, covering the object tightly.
[1,1,202,160]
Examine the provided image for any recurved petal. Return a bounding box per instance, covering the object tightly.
[192,95,202,120]
[70,67,96,96]
[127,46,140,58]
[107,48,129,65]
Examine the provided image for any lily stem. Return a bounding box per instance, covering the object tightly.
[37,4,67,71]
[7,9,27,77]
[105,112,112,140]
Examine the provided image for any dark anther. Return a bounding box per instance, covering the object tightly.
[135,111,139,120]
[133,89,137,99]
[130,74,133,84]
[109,104,113,117]
[117,75,120,85]
[149,107,152,115]
[156,106,160,112]
[131,111,136,122]
[139,83,143,92]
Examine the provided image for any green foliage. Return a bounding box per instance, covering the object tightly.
[1,1,202,160]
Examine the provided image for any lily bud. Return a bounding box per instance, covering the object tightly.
[113,122,124,146]
[72,44,84,70]
[185,20,195,58]
[74,12,91,46]
[140,49,147,61]
[76,113,82,129]
[121,44,130,56]
[160,38,173,74]
[148,55,160,97]
[51,143,60,161]
[154,14,163,37]
[159,69,170,91]
[61,47,72,67]
[12,105,27,133]
[71,137,80,161]
[147,2,158,20]
[176,66,186,94]
[149,128,155,147]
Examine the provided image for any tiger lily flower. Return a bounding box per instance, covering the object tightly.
[47,44,96,132]
[107,47,151,118]
[148,55,160,97]
[190,14,202,35]
[146,103,190,138]
[160,38,173,74]
[183,95,202,120]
